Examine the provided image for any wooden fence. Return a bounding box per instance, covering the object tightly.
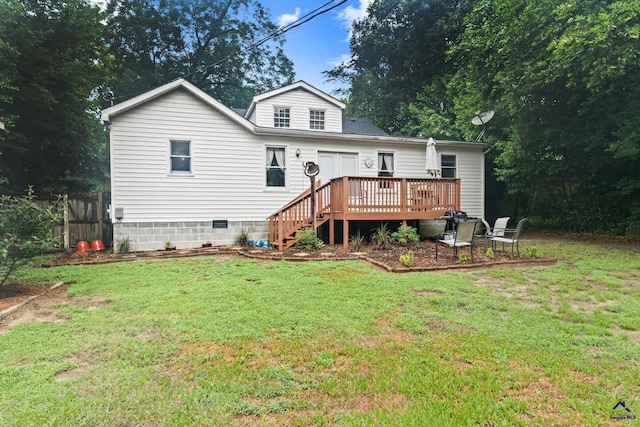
[39,192,112,251]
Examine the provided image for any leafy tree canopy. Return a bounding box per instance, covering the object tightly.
[105,0,295,108]
[448,0,640,231]
[334,0,640,232]
[326,0,472,135]
[0,0,109,194]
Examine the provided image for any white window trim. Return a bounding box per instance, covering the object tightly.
[440,153,457,178]
[309,108,326,130]
[265,145,288,190]
[377,150,396,177]
[273,106,291,128]
[168,139,194,176]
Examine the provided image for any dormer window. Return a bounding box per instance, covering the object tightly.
[310,110,325,130]
[274,107,290,127]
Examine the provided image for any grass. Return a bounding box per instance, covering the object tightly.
[0,238,639,425]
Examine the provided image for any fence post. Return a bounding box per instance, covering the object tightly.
[98,192,104,242]
[63,193,70,251]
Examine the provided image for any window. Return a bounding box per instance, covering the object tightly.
[377,152,394,177]
[170,140,191,173]
[274,107,290,127]
[310,110,325,130]
[441,154,456,178]
[266,146,286,187]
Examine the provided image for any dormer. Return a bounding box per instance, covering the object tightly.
[245,81,345,132]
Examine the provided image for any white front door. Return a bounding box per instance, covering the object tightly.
[318,152,357,184]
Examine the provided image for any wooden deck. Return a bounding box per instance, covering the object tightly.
[268,176,460,249]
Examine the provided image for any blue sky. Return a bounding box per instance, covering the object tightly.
[261,0,372,94]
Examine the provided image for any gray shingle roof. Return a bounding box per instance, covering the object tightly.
[342,117,388,136]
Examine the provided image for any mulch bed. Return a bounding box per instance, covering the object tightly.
[38,237,556,272]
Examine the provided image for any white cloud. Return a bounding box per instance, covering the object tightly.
[277,7,301,27]
[337,0,372,29]
[327,53,351,68]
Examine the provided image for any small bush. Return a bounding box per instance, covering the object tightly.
[391,224,420,245]
[294,227,324,249]
[371,223,392,250]
[399,250,415,267]
[486,247,495,259]
[0,187,61,287]
[525,246,540,258]
[349,231,365,252]
[116,237,133,254]
[458,253,471,262]
[235,230,249,246]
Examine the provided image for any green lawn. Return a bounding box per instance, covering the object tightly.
[1,238,639,426]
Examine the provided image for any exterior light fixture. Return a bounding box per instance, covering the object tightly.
[295,148,301,158]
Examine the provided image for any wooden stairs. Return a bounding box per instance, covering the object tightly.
[267,180,332,250]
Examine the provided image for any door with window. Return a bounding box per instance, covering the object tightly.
[318,152,357,184]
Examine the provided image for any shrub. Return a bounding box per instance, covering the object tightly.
[235,230,249,246]
[399,250,415,267]
[349,231,365,252]
[0,187,61,287]
[458,253,471,262]
[370,223,392,250]
[525,246,540,258]
[391,224,420,245]
[294,227,324,249]
[486,247,495,259]
[116,237,133,254]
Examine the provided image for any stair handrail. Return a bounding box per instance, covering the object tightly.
[267,180,332,249]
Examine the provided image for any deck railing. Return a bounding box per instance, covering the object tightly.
[268,176,460,249]
[267,181,332,250]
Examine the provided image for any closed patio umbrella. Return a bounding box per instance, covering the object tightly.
[425,137,441,178]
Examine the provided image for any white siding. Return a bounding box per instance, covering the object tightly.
[253,88,342,132]
[110,88,485,225]
[110,89,306,223]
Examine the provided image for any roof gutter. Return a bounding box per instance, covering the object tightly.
[252,127,489,149]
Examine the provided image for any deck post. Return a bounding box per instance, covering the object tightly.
[277,212,283,250]
[343,219,349,250]
[329,219,335,245]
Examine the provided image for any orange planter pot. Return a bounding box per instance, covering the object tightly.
[76,241,90,253]
[91,240,105,251]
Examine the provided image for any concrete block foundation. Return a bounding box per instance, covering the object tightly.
[113,221,269,252]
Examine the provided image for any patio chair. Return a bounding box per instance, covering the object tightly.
[491,218,528,257]
[436,220,479,261]
[477,217,509,248]
[475,219,492,248]
[490,217,510,238]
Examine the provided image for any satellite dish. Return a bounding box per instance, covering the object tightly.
[471,110,494,141]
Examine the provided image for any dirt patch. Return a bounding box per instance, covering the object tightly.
[0,281,53,311]
[0,283,112,335]
[54,351,96,382]
[41,246,243,267]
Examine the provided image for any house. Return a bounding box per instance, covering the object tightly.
[100,79,487,252]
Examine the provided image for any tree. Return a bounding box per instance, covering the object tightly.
[0,187,61,287]
[0,0,110,194]
[448,0,640,231]
[105,0,295,108]
[326,0,472,135]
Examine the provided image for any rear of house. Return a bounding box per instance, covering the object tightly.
[101,79,487,251]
